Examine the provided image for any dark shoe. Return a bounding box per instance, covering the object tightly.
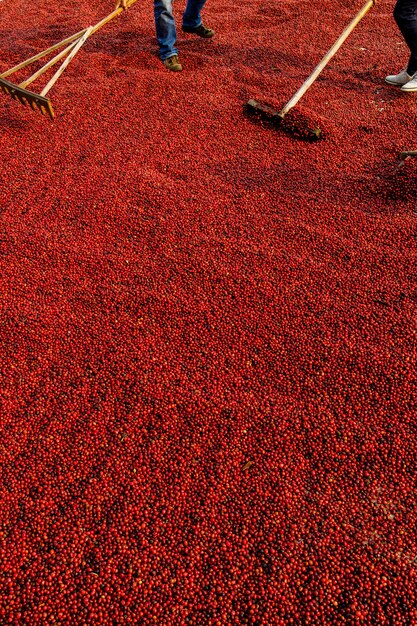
[163,55,182,71]
[181,24,215,38]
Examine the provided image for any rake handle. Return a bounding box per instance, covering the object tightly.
[40,27,94,96]
[0,28,89,78]
[19,38,82,89]
[280,0,376,117]
[90,0,138,36]
[0,0,138,80]
[37,2,139,97]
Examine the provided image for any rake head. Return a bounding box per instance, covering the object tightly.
[0,77,54,119]
[247,99,322,141]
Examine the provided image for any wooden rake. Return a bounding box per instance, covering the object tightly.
[247,0,376,139]
[0,0,137,120]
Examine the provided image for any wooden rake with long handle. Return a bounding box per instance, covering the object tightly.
[247,0,376,138]
[0,0,137,120]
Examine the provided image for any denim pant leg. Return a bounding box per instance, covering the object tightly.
[394,0,417,74]
[154,0,178,60]
[182,0,208,29]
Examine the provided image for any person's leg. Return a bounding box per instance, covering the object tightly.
[154,0,178,60]
[182,0,208,29]
[394,0,417,74]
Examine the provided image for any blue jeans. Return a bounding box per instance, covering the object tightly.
[154,0,208,60]
[394,0,417,74]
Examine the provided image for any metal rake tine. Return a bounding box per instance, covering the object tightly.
[0,77,54,119]
[0,80,10,97]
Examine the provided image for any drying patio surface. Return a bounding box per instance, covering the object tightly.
[0,0,416,623]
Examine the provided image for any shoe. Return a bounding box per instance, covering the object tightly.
[385,69,412,86]
[163,55,182,72]
[181,23,215,38]
[401,73,417,92]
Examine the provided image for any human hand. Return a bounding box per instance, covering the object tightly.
[116,0,128,9]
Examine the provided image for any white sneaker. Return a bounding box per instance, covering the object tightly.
[401,73,417,92]
[385,69,412,86]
